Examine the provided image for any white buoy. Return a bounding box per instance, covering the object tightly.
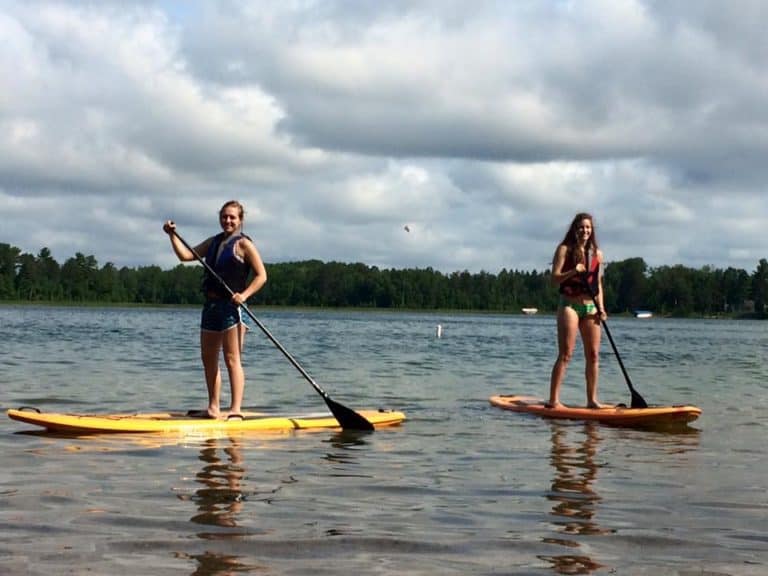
[436,324,442,338]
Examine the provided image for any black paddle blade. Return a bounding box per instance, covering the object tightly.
[325,397,375,431]
[630,387,649,409]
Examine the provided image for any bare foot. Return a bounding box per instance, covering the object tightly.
[586,401,609,409]
[206,406,222,419]
[544,401,563,409]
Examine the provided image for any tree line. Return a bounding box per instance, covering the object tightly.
[1,242,767,317]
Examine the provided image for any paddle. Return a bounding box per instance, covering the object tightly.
[582,255,648,409]
[170,229,375,431]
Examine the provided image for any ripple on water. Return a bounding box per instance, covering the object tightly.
[1,308,767,574]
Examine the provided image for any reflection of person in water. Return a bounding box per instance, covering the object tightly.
[170,437,254,575]
[540,422,612,574]
[190,437,246,528]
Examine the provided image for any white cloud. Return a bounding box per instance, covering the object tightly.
[1,0,767,276]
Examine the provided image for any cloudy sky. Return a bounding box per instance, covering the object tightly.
[2,0,767,275]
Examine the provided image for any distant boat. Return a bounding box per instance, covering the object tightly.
[634,310,653,319]
[521,307,538,315]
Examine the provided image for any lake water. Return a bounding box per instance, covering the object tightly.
[0,305,766,575]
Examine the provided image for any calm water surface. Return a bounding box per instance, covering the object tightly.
[0,306,766,575]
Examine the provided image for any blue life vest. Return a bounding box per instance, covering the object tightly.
[202,233,251,297]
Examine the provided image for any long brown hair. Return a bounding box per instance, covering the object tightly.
[560,212,599,264]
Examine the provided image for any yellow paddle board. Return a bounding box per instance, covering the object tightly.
[7,407,405,434]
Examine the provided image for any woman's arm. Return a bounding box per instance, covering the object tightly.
[163,221,211,262]
[550,244,585,287]
[233,239,267,303]
[596,250,607,319]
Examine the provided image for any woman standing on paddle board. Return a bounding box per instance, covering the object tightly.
[548,213,607,409]
[163,200,267,419]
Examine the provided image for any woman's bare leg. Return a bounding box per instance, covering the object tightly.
[548,306,579,407]
[580,315,606,408]
[222,325,245,416]
[201,330,224,418]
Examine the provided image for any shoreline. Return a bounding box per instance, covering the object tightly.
[0,300,764,319]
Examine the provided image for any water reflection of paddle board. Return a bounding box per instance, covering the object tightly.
[489,395,700,429]
[7,407,405,434]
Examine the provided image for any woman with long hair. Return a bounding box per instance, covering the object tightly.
[548,213,607,409]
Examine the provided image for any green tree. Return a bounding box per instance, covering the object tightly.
[2,239,768,316]
[16,253,43,300]
[60,253,99,301]
[722,267,750,313]
[752,258,768,314]
[163,263,204,305]
[605,258,648,313]
[118,266,139,302]
[95,262,122,302]
[134,265,164,303]
[37,248,62,300]
[0,243,21,299]
[648,265,695,316]
[691,266,720,315]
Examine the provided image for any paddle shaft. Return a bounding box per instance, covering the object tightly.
[170,229,375,430]
[594,313,635,394]
[581,257,648,408]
